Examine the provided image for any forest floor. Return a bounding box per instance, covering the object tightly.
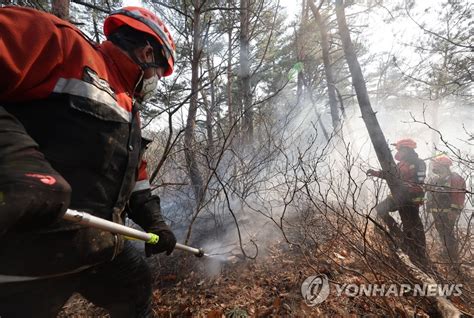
[59,236,473,317]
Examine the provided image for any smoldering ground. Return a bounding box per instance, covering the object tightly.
[146,89,471,280]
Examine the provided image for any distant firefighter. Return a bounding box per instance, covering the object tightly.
[426,155,466,264]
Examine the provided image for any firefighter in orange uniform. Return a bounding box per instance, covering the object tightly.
[367,138,426,234]
[0,6,176,317]
[426,155,466,263]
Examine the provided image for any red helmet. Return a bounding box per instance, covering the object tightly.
[432,155,452,167]
[392,138,417,150]
[104,7,175,76]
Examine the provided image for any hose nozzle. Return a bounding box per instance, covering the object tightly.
[196,248,205,258]
[63,210,206,258]
[175,243,206,257]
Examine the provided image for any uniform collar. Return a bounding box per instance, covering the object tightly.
[99,41,143,94]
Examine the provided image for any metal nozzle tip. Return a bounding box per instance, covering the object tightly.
[196,248,205,257]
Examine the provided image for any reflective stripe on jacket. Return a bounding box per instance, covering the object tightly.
[0,6,158,277]
[0,6,152,219]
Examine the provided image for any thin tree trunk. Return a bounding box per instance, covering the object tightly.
[296,1,307,104]
[92,0,100,43]
[296,61,304,104]
[335,0,426,264]
[308,92,330,141]
[227,2,234,131]
[240,0,253,142]
[184,0,205,204]
[203,55,215,159]
[309,0,339,128]
[52,0,70,20]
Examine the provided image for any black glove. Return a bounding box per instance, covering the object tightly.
[145,222,177,257]
[127,189,176,257]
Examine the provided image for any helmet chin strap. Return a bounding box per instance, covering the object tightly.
[129,52,154,71]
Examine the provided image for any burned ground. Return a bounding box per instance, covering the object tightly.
[59,229,473,317]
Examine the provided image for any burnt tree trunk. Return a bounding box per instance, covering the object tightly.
[335,0,426,264]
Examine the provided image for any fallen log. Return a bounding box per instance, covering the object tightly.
[395,249,462,317]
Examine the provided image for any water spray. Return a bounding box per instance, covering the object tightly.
[63,209,206,258]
